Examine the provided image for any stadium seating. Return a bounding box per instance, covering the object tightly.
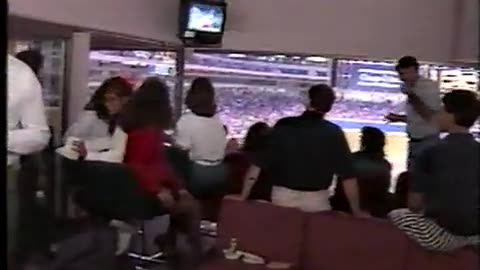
[198,198,479,270]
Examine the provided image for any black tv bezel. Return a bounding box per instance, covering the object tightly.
[178,0,227,45]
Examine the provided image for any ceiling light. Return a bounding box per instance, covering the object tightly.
[228,53,246,58]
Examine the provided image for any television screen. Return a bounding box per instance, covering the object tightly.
[187,3,225,33]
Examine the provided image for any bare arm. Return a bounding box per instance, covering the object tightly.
[341,178,362,215]
[334,129,368,217]
[385,113,407,123]
[396,114,407,122]
[407,192,424,213]
[240,165,261,199]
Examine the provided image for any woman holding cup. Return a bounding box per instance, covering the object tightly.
[61,76,133,162]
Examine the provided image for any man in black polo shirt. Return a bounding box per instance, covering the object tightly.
[239,84,365,216]
[389,90,480,252]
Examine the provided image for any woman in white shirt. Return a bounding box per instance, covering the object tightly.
[175,77,227,199]
[64,76,132,163]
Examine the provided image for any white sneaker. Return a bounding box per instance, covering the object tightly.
[110,220,137,233]
[110,220,136,255]
[116,231,132,255]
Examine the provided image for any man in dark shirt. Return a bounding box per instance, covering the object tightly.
[239,84,365,216]
[389,90,480,252]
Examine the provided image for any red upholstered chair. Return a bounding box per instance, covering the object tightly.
[199,198,306,270]
[302,212,409,270]
[405,243,479,270]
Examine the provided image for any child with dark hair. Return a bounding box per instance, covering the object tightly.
[226,122,272,200]
[331,126,392,218]
[389,90,480,252]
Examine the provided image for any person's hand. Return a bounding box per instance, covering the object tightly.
[385,113,402,123]
[178,189,191,197]
[157,189,175,209]
[225,139,240,154]
[225,195,245,201]
[72,141,87,158]
[352,210,371,219]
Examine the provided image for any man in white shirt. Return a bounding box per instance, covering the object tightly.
[7,54,50,269]
[385,56,441,169]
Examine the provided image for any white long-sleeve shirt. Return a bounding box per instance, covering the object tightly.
[62,110,127,163]
[84,127,127,163]
[65,110,111,141]
[7,55,50,166]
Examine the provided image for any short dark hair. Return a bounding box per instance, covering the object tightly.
[308,84,336,113]
[120,77,173,132]
[395,56,419,71]
[16,50,44,76]
[85,76,133,120]
[185,77,216,117]
[360,126,386,158]
[442,90,480,128]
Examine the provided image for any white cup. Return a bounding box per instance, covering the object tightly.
[58,137,82,160]
[65,137,82,149]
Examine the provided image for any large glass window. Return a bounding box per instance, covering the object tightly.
[184,52,332,138]
[436,66,479,93]
[334,59,408,180]
[13,40,66,108]
[88,50,177,105]
[334,60,480,180]
[12,40,67,145]
[183,53,478,187]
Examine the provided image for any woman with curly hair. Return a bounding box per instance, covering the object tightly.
[63,76,132,162]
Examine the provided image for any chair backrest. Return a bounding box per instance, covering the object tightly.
[217,199,305,265]
[302,212,409,270]
[405,243,479,270]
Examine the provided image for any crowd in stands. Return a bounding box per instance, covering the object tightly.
[8,51,480,270]
[216,87,404,138]
[188,55,328,76]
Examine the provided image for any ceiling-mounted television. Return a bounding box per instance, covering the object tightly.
[178,0,227,46]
